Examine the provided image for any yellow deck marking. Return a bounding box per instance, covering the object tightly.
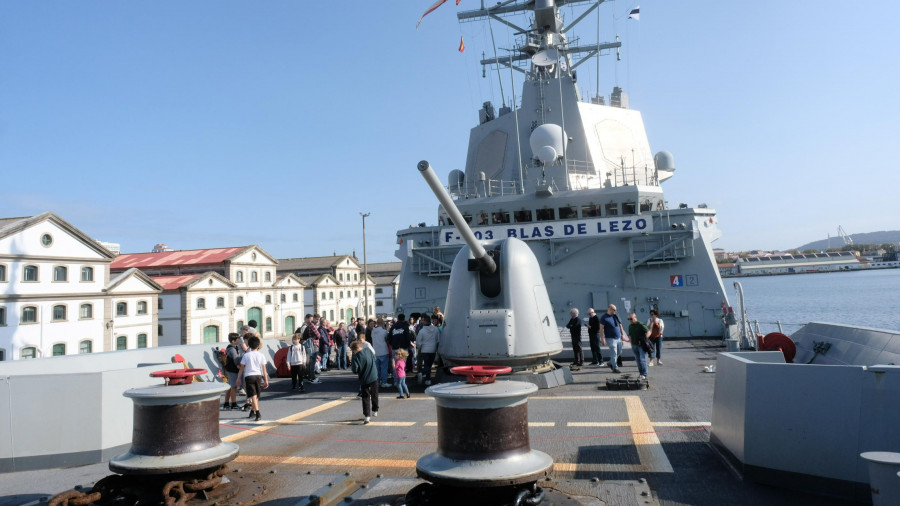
[624,396,673,473]
[223,399,349,443]
[424,422,438,427]
[236,455,418,468]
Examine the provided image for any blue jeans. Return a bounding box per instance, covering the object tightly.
[335,344,348,369]
[376,354,390,384]
[649,337,663,360]
[632,344,648,377]
[396,376,409,396]
[607,337,623,371]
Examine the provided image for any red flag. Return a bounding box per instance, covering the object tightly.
[417,0,448,28]
[458,36,465,52]
[456,0,461,5]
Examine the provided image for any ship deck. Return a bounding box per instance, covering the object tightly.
[0,340,859,505]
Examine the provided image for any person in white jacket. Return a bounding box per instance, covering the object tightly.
[416,314,441,385]
[288,333,308,392]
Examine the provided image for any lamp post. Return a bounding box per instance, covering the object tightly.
[360,212,370,320]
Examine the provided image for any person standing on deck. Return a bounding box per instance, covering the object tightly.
[626,312,651,380]
[646,309,665,366]
[599,304,626,373]
[350,339,379,424]
[371,317,391,387]
[587,308,604,366]
[566,308,585,368]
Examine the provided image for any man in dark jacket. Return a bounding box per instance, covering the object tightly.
[566,308,584,368]
[587,308,604,366]
[389,314,415,372]
[350,340,379,424]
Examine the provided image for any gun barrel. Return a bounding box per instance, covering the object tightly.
[418,160,496,274]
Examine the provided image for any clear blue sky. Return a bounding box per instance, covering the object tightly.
[2,1,897,262]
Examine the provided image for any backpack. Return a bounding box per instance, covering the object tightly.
[224,344,241,373]
[216,347,227,371]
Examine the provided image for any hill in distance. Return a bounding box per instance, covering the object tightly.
[795,230,900,251]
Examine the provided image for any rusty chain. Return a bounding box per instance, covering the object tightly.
[48,465,227,506]
[48,489,103,506]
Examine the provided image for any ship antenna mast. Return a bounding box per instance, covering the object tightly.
[487,13,506,107]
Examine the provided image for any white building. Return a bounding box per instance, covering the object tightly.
[112,245,305,344]
[277,255,376,323]
[0,213,160,360]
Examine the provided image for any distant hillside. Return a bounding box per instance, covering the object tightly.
[796,230,900,251]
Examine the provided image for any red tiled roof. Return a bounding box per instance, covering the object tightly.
[152,275,201,290]
[111,247,244,269]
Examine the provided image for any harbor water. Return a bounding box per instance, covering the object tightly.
[733,268,900,335]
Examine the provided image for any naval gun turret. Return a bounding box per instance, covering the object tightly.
[417,161,563,374]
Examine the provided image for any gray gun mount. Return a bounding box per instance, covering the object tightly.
[417,161,562,371]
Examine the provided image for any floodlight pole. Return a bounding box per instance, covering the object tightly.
[360,212,371,320]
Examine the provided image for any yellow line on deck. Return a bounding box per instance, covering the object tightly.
[223,399,349,442]
[624,396,674,473]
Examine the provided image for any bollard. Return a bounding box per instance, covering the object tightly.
[109,368,239,475]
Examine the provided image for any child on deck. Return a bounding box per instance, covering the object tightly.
[394,349,410,399]
[236,335,269,421]
[288,333,307,392]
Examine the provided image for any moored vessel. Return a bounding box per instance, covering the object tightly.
[395,0,728,336]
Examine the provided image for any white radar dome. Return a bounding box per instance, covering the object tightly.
[529,123,567,165]
[654,151,675,172]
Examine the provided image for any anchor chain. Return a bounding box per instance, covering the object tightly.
[48,465,227,506]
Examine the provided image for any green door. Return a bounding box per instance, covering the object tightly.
[248,307,263,336]
[203,325,219,343]
[285,316,295,335]
[346,308,353,323]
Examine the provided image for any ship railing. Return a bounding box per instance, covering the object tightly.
[449,179,522,199]
[607,165,660,187]
[742,319,807,336]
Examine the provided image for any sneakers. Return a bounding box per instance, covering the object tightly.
[639,375,647,380]
[364,417,370,424]
[588,361,599,366]
[310,378,321,384]
[397,395,405,399]
[648,361,654,367]
[373,411,378,417]
[656,360,663,366]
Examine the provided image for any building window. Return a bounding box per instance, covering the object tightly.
[368,290,372,296]
[158,324,163,336]
[158,298,164,310]
[340,291,344,298]
[0,349,4,361]
[491,211,510,224]
[354,274,358,281]
[280,294,286,303]
[52,343,66,356]
[265,317,272,332]
[217,297,225,308]
[52,304,67,321]
[622,202,636,215]
[236,296,244,306]
[53,266,68,282]
[321,292,325,300]
[265,295,272,304]
[137,301,148,315]
[0,307,5,325]
[354,290,358,297]
[79,340,92,354]
[265,271,271,282]
[197,298,206,309]
[41,233,53,246]
[339,273,344,281]
[80,304,93,319]
[376,301,384,307]
[24,265,39,282]
[605,203,619,216]
[203,326,219,343]
[236,271,244,282]
[116,302,128,316]
[293,293,298,302]
[21,347,37,359]
[375,287,383,294]
[81,266,94,281]
[236,320,244,332]
[0,264,6,282]
[116,336,127,350]
[137,334,148,348]
[536,208,555,221]
[329,310,334,321]
[340,309,345,321]
[329,292,333,300]
[251,271,258,282]
[22,306,38,323]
